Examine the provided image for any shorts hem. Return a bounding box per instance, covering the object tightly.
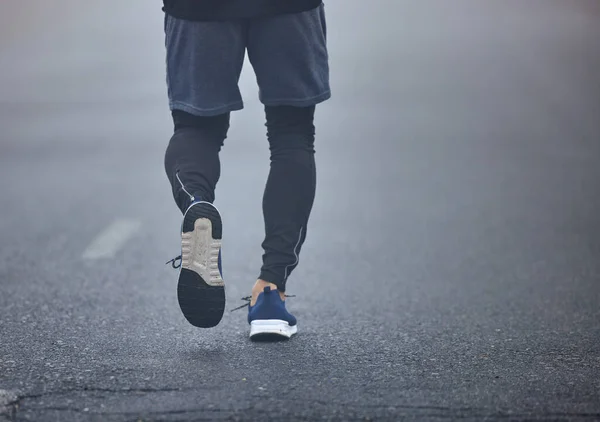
[261,90,331,107]
[169,101,244,116]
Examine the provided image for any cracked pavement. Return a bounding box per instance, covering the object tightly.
[1,0,600,421]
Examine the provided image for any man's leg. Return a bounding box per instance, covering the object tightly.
[248,4,330,302]
[163,14,246,328]
[164,14,245,212]
[257,105,316,295]
[164,111,229,213]
[244,5,330,339]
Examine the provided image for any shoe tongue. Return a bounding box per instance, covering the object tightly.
[263,286,272,294]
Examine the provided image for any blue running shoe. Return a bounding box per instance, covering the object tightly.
[177,201,225,328]
[248,286,297,340]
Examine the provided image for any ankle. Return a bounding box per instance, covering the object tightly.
[251,279,285,305]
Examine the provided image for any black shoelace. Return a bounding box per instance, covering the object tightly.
[166,255,182,269]
[230,294,296,312]
[230,296,252,312]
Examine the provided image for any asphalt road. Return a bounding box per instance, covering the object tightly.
[1,1,599,421]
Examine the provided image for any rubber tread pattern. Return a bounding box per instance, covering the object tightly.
[178,202,224,328]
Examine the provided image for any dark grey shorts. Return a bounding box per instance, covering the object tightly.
[164,5,331,116]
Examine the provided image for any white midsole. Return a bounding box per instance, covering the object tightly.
[181,218,224,287]
[250,319,298,338]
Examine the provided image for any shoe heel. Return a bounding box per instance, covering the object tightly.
[250,319,297,340]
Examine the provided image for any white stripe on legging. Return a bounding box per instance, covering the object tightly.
[176,171,195,202]
[284,227,304,282]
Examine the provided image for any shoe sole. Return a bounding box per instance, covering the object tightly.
[177,202,225,328]
[249,319,298,341]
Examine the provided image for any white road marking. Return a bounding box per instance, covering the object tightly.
[82,219,141,260]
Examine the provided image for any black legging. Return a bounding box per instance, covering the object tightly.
[164,105,317,292]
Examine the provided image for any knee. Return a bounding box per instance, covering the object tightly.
[265,106,315,138]
[265,106,316,155]
[172,110,230,141]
